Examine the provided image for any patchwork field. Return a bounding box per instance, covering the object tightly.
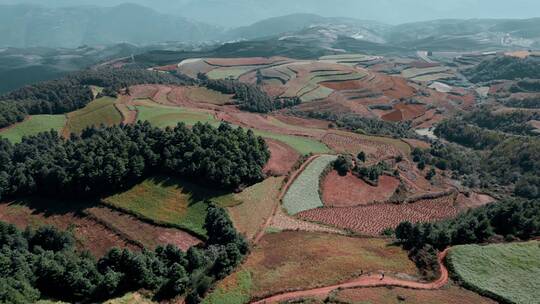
[331,285,497,304]
[448,242,540,304]
[209,231,418,301]
[0,114,66,143]
[63,96,122,135]
[0,199,137,257]
[103,176,240,238]
[85,206,201,251]
[282,155,337,215]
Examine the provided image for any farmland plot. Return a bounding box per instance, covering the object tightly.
[282,155,337,215]
[0,114,66,143]
[448,242,540,304]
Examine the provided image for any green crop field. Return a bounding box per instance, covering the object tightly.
[136,104,220,128]
[207,67,255,79]
[448,241,540,304]
[186,87,233,105]
[282,155,337,215]
[202,269,252,304]
[252,130,330,155]
[64,97,122,135]
[0,114,66,143]
[103,176,240,238]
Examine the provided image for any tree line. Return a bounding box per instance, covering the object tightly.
[462,108,538,136]
[0,121,270,201]
[0,203,248,304]
[396,198,540,251]
[291,110,416,138]
[197,74,300,113]
[0,68,191,128]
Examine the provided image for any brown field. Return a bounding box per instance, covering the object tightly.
[269,207,345,234]
[227,177,284,240]
[264,139,301,176]
[246,231,418,298]
[331,285,497,304]
[298,194,467,236]
[0,200,136,257]
[321,132,403,161]
[402,138,431,149]
[85,207,201,251]
[322,172,400,207]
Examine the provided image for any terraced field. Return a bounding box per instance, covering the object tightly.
[282,155,337,215]
[0,114,66,143]
[448,242,540,304]
[63,97,122,135]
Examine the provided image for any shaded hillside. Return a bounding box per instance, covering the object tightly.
[464,56,540,82]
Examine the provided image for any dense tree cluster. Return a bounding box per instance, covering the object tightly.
[435,119,506,150]
[333,155,354,176]
[462,108,538,136]
[395,198,540,251]
[292,110,416,138]
[464,56,540,83]
[199,76,300,113]
[510,79,540,93]
[353,161,391,184]
[503,97,540,109]
[434,117,540,198]
[0,68,190,128]
[0,122,269,200]
[0,204,247,304]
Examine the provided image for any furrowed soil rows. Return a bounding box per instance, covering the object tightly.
[298,194,466,236]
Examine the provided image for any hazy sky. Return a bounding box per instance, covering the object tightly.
[2,0,540,26]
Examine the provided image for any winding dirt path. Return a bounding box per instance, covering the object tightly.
[252,155,320,244]
[251,248,450,303]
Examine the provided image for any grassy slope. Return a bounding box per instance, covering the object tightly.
[202,269,253,304]
[227,176,284,240]
[103,176,240,238]
[253,130,330,155]
[248,231,417,298]
[137,104,219,128]
[64,97,122,135]
[0,114,66,143]
[448,241,540,304]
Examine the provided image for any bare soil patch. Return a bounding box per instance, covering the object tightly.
[264,139,301,176]
[322,172,400,207]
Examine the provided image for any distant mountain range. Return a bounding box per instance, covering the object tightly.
[1,3,540,51]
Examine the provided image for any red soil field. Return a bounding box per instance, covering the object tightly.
[86,207,201,251]
[381,109,403,122]
[0,202,137,257]
[322,171,400,207]
[321,132,401,161]
[297,194,471,236]
[273,114,330,130]
[263,139,301,176]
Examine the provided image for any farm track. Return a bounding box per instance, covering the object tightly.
[251,248,450,304]
[252,155,320,244]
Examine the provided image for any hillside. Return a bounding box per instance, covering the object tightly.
[0,3,220,48]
